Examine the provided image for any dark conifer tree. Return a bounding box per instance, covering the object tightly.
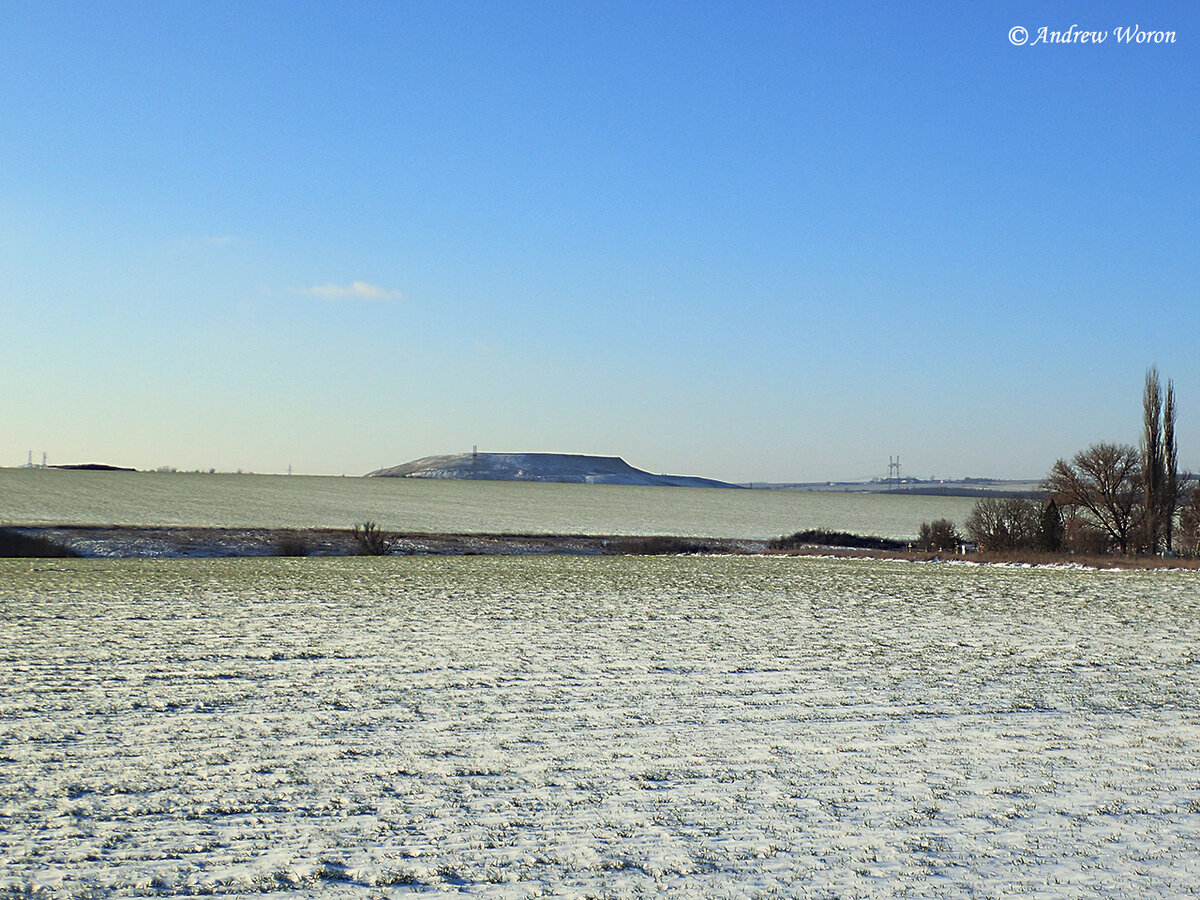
[1037,499,1064,553]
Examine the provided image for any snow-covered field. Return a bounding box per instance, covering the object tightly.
[0,466,978,541]
[2,555,1199,897]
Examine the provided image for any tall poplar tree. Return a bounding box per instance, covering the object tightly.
[1143,367,1164,552]
[1164,378,1178,551]
[1142,367,1180,554]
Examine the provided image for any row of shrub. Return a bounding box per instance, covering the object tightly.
[768,529,907,552]
[917,497,1068,554]
[607,536,720,555]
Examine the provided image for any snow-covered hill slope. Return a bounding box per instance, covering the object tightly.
[366,453,740,488]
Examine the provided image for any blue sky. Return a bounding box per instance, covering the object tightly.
[2,1,1197,482]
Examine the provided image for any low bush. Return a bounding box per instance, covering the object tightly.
[351,521,394,555]
[0,528,80,558]
[275,534,310,557]
[918,519,963,552]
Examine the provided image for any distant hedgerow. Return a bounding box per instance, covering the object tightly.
[608,536,722,555]
[767,529,906,552]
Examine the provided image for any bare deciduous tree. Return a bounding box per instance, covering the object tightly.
[918,518,963,552]
[1178,486,1200,557]
[1063,513,1111,555]
[1044,443,1140,554]
[964,497,1041,551]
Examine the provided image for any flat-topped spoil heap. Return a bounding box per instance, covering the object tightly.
[367,452,740,488]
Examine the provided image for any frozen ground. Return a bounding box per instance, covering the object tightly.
[2,555,1199,897]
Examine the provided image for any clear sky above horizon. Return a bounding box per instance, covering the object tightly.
[3,1,1197,483]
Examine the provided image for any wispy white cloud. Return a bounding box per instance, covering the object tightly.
[304,280,402,301]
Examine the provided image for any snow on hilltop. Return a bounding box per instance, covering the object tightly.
[366,453,742,488]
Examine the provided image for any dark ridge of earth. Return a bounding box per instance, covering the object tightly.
[2,525,766,558]
[7,526,1196,569]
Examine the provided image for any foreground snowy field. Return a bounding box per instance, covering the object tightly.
[2,555,1199,897]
